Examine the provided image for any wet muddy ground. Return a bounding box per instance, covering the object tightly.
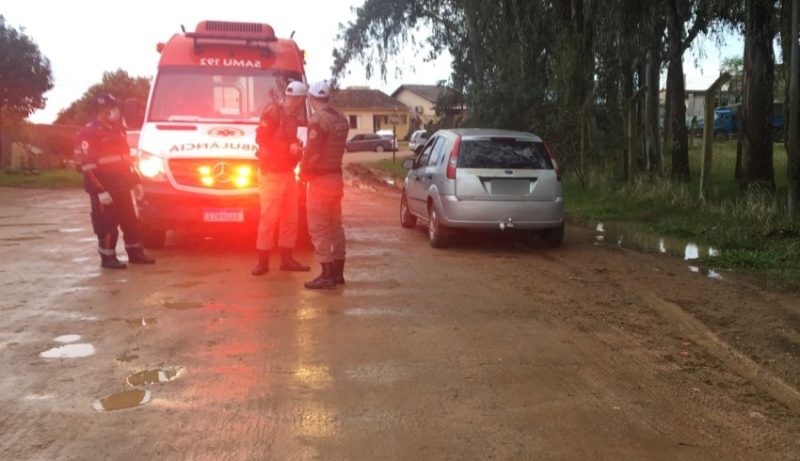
[1,186,799,460]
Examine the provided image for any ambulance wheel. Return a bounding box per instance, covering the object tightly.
[141,227,167,249]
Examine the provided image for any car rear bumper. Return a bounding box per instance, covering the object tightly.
[438,195,564,230]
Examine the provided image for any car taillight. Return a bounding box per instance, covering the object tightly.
[543,142,561,181]
[446,136,462,180]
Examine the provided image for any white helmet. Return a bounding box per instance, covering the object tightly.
[285,81,308,97]
[308,80,331,99]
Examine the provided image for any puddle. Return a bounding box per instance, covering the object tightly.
[594,222,720,261]
[59,228,86,234]
[343,308,409,317]
[115,353,139,363]
[125,318,158,327]
[345,364,407,383]
[54,335,82,343]
[689,266,725,280]
[24,394,55,400]
[164,301,204,310]
[126,367,184,386]
[92,389,151,412]
[170,281,203,288]
[594,222,729,280]
[40,343,96,358]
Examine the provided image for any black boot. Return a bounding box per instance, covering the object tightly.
[127,246,155,264]
[251,250,270,276]
[333,259,345,285]
[279,248,310,272]
[101,254,127,269]
[304,263,336,290]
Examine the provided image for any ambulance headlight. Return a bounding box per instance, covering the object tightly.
[137,151,166,181]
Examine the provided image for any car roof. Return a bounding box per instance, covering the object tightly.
[437,128,543,142]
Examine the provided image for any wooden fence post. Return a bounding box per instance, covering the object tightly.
[627,86,647,181]
[700,73,731,200]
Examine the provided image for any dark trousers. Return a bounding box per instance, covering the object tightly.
[89,190,142,255]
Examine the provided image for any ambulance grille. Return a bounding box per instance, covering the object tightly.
[169,158,260,190]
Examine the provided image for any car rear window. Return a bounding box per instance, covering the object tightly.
[458,138,553,170]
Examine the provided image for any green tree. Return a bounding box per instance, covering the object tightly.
[55,69,150,126]
[740,0,776,190]
[721,56,744,105]
[0,16,53,164]
[664,0,740,181]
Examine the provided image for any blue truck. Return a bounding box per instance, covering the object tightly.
[696,103,785,142]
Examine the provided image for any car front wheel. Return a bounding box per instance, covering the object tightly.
[375,144,385,153]
[400,194,417,228]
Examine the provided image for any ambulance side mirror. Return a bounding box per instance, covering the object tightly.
[124,98,145,130]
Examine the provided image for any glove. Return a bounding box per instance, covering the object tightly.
[133,184,145,201]
[98,191,113,205]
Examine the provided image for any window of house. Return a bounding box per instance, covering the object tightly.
[349,115,358,129]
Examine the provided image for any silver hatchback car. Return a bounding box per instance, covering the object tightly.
[400,129,564,248]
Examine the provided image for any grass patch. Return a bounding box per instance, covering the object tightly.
[564,141,800,289]
[364,156,414,186]
[0,169,83,188]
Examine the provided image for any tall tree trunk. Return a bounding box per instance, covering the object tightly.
[741,0,776,191]
[665,0,690,181]
[646,46,663,175]
[663,66,673,169]
[788,0,800,214]
[623,63,634,179]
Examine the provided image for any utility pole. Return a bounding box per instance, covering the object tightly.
[391,105,399,164]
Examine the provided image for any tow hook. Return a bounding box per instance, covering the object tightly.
[499,218,515,231]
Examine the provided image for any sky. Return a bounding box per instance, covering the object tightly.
[3,0,744,124]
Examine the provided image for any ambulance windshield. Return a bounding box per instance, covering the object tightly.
[149,68,303,124]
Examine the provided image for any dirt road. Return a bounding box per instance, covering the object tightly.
[1,185,799,460]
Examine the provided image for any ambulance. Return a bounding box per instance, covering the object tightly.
[127,21,308,248]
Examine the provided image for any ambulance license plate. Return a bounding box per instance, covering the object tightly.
[203,209,244,223]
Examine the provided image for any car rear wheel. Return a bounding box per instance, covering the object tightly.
[428,206,450,248]
[375,144,385,153]
[141,227,167,249]
[400,194,417,228]
[541,223,564,248]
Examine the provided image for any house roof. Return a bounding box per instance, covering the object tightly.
[331,88,407,111]
[391,84,445,102]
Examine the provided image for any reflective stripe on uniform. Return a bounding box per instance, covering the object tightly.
[97,155,125,165]
[81,163,98,172]
[124,243,143,249]
[98,248,116,256]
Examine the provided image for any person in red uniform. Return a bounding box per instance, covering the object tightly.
[76,93,155,269]
[251,81,311,275]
